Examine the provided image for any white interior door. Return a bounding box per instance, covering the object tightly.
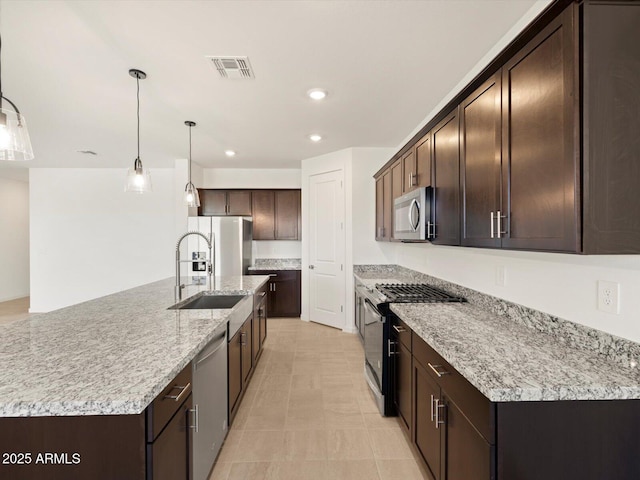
[309,169,345,329]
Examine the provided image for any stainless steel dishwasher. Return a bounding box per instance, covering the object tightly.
[192,323,228,480]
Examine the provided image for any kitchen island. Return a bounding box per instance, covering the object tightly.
[0,275,268,480]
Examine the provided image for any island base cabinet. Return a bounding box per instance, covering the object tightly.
[146,394,192,480]
[0,414,146,480]
[497,400,640,480]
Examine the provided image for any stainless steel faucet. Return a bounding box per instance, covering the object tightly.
[175,231,214,301]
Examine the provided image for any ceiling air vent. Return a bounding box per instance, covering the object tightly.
[208,56,254,79]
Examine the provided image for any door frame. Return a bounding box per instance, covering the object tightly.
[301,151,349,332]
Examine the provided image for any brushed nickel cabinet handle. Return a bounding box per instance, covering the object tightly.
[490,211,495,239]
[392,324,406,333]
[427,362,449,378]
[435,399,445,428]
[164,382,191,403]
[430,394,435,422]
[189,404,199,432]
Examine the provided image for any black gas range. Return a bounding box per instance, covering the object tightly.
[354,281,465,416]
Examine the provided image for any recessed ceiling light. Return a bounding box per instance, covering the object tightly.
[307,89,327,100]
[225,150,236,157]
[309,134,322,142]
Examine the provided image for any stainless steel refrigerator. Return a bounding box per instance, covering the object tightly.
[186,216,253,280]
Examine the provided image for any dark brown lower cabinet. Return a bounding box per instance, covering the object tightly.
[443,394,492,480]
[249,270,301,317]
[242,315,253,384]
[228,312,259,426]
[414,360,443,480]
[228,327,243,421]
[398,315,640,480]
[146,394,192,480]
[392,317,412,434]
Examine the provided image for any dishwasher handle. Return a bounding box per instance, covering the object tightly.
[195,332,226,367]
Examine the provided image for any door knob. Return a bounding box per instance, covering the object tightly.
[309,265,315,269]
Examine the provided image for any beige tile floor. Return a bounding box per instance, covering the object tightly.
[0,296,32,325]
[210,318,428,480]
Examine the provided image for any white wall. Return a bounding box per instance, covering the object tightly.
[202,168,301,189]
[253,241,301,259]
[30,168,175,312]
[0,176,30,302]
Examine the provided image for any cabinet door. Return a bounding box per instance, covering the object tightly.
[501,6,578,252]
[414,360,443,480]
[391,160,403,240]
[383,170,392,241]
[396,340,412,434]
[199,190,227,216]
[252,190,275,240]
[415,132,432,189]
[241,317,253,384]
[432,109,461,246]
[583,2,640,253]
[461,73,502,248]
[271,271,301,317]
[275,190,300,240]
[228,329,243,422]
[252,309,260,366]
[443,395,492,480]
[375,176,385,240]
[402,150,416,193]
[147,394,192,480]
[227,191,252,216]
[258,297,268,348]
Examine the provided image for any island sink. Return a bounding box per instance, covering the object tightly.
[170,294,246,310]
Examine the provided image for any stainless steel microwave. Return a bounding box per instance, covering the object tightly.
[393,187,432,241]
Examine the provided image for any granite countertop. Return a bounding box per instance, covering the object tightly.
[354,265,640,402]
[248,258,302,271]
[0,275,269,418]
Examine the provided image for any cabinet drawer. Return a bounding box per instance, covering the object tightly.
[412,332,494,443]
[146,364,193,442]
[393,317,412,350]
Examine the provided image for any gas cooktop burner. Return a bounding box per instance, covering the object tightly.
[375,283,466,303]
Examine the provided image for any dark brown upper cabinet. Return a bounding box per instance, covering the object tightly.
[431,109,461,246]
[391,160,403,240]
[500,5,579,252]
[401,150,415,193]
[461,73,503,248]
[198,190,252,216]
[403,132,432,194]
[252,190,276,239]
[252,189,301,241]
[275,190,301,240]
[375,170,392,241]
[582,1,640,254]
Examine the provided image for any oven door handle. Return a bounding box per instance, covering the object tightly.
[363,299,383,324]
[409,198,420,232]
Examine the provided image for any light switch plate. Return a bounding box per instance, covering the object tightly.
[496,265,506,287]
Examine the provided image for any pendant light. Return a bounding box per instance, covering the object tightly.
[183,121,200,207]
[125,69,152,193]
[0,34,34,161]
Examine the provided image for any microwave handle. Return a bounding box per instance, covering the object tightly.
[409,198,420,232]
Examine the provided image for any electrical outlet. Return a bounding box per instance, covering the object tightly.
[597,280,620,314]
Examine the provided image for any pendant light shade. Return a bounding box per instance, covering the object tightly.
[0,35,34,161]
[183,120,200,207]
[125,69,152,193]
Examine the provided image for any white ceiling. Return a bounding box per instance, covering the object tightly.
[0,0,541,176]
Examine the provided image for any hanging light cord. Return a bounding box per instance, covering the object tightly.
[188,124,192,184]
[136,74,140,160]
